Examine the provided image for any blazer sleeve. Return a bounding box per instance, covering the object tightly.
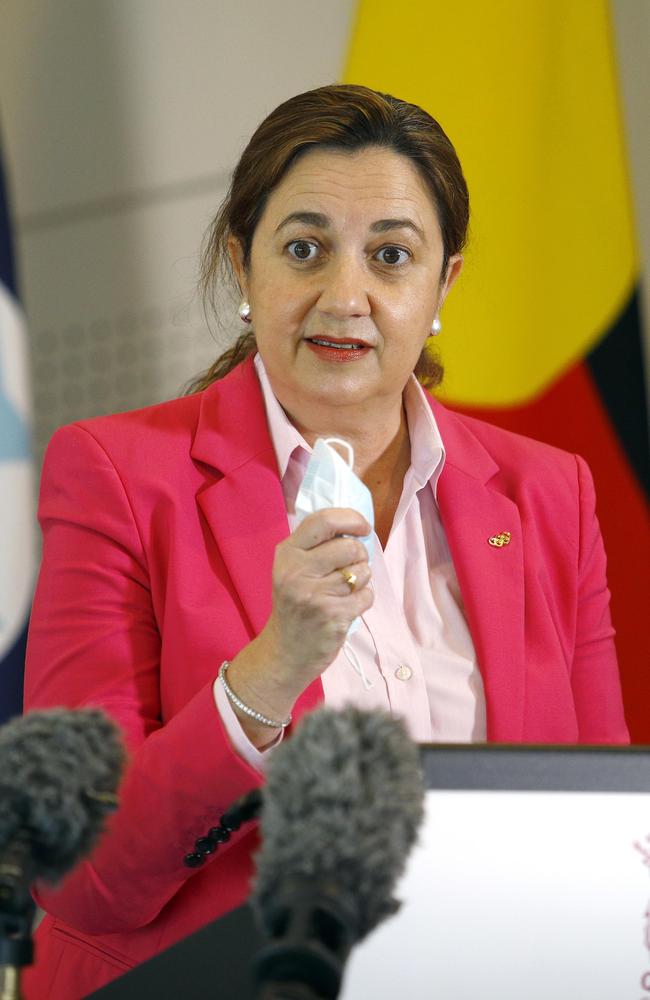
[24,424,264,935]
[570,454,629,743]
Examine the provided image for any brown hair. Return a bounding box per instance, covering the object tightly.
[188,84,469,393]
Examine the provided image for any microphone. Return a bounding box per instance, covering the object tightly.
[250,707,425,1000]
[0,708,125,990]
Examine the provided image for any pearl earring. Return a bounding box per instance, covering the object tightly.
[431,317,442,335]
[238,301,252,324]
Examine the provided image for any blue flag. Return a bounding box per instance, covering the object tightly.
[0,140,34,722]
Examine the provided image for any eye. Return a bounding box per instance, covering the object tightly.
[287,239,319,261]
[375,245,410,266]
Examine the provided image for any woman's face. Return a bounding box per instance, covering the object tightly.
[230,146,462,419]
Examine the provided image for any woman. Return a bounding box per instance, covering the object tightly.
[23,84,628,999]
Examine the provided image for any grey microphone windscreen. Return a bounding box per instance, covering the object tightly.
[253,706,425,942]
[0,707,126,885]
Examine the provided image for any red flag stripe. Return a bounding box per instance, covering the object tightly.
[449,361,650,743]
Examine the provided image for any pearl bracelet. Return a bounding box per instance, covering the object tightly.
[218,660,292,730]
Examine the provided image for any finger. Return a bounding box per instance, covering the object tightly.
[311,584,374,642]
[354,582,375,615]
[291,508,372,551]
[321,561,372,597]
[340,582,375,618]
[298,536,369,578]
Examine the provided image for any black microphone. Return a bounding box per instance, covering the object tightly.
[250,707,425,1000]
[0,708,126,984]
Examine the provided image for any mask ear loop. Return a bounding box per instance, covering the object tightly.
[343,641,374,690]
[323,437,354,468]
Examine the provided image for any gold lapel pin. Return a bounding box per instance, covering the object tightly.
[488,531,511,548]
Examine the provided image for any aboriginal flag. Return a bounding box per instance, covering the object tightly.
[0,136,34,723]
[344,0,650,741]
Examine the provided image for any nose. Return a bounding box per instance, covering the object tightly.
[315,255,371,320]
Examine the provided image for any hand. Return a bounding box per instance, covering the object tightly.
[265,506,373,680]
[225,508,373,744]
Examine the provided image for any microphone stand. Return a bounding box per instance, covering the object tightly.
[0,906,34,1000]
[253,882,358,1000]
[210,792,346,1000]
[256,984,323,1000]
[0,837,36,1000]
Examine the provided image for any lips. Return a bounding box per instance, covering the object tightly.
[305,337,372,350]
[304,337,372,363]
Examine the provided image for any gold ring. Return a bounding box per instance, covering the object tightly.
[340,569,357,593]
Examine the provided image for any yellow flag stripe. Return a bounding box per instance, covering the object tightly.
[343,0,638,405]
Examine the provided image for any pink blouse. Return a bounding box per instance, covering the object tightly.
[214,355,486,767]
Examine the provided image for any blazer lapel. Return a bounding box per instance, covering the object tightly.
[433,402,526,741]
[191,358,290,637]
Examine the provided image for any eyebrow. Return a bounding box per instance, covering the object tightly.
[370,217,426,241]
[274,212,426,241]
[275,211,329,233]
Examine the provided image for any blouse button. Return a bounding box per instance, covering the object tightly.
[395,664,412,681]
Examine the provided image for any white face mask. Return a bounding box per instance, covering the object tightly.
[294,438,375,689]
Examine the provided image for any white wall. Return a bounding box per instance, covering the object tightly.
[0,0,647,473]
[0,0,356,468]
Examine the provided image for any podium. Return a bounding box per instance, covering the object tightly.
[89,745,650,1000]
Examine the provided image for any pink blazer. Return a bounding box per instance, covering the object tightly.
[23,356,628,999]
